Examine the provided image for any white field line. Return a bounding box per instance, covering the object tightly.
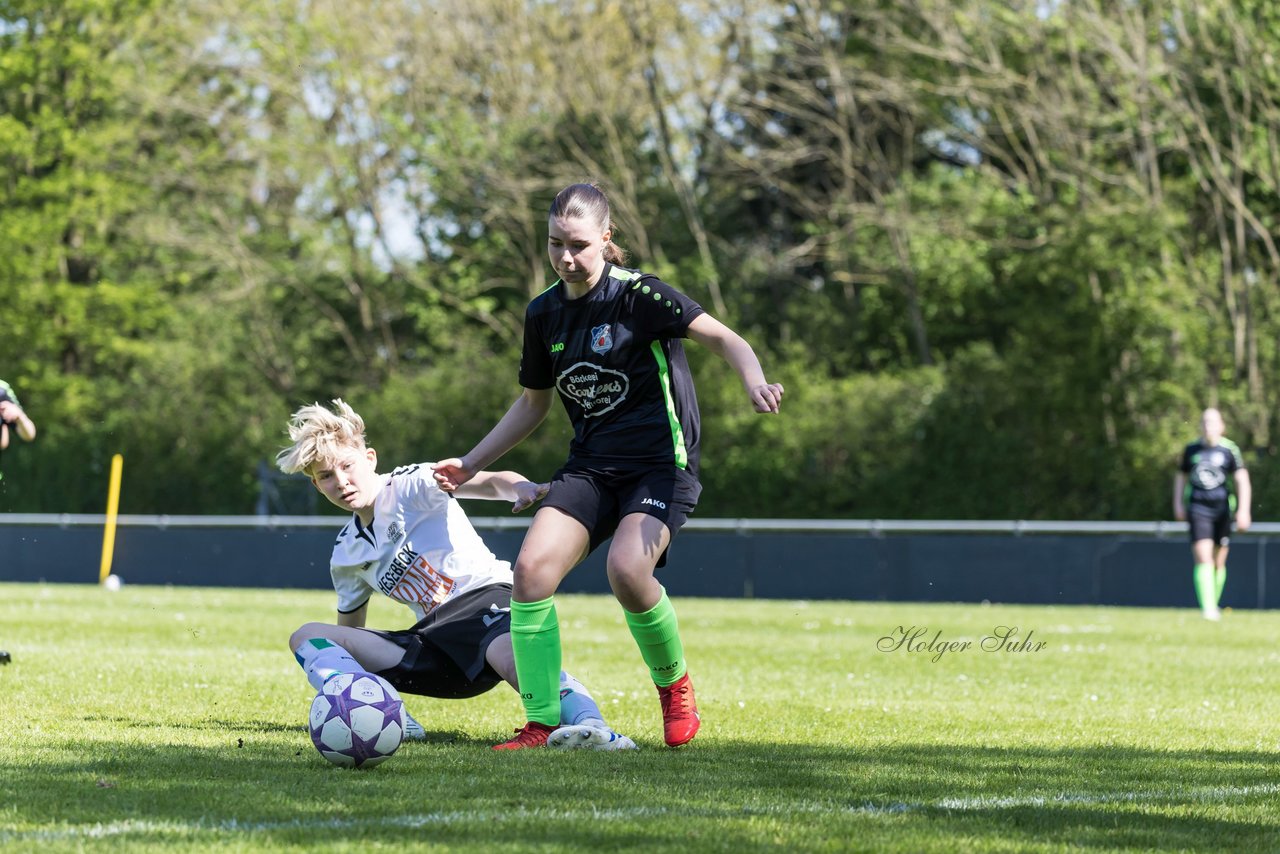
[5,784,1279,843]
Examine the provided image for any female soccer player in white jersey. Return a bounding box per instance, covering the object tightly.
[433,182,784,749]
[276,398,634,751]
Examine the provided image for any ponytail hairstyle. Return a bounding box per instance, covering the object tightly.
[549,182,630,265]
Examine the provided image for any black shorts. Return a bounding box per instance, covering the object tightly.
[1188,506,1232,545]
[541,463,702,568]
[367,584,512,699]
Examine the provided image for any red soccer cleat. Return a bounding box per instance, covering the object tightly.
[492,721,556,751]
[657,673,701,747]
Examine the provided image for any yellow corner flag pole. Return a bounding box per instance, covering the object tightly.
[99,454,124,585]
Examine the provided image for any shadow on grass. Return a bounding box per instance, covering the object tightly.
[81,713,305,735]
[4,740,1278,851]
[78,712,495,745]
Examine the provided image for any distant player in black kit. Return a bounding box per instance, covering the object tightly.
[0,379,37,482]
[1173,408,1252,620]
[434,182,784,749]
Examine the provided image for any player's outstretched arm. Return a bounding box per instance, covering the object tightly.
[433,388,554,490]
[686,313,784,413]
[456,471,550,513]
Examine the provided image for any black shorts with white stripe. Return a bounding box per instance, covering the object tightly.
[367,583,512,699]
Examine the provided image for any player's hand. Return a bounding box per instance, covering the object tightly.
[1236,510,1252,532]
[0,400,18,422]
[512,481,549,513]
[749,382,784,414]
[1174,506,1186,522]
[432,457,474,492]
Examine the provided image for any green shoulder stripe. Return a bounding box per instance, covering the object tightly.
[535,280,562,298]
[1221,437,1245,467]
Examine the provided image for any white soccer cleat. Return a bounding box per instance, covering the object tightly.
[548,723,638,751]
[403,709,427,741]
[1202,607,1222,622]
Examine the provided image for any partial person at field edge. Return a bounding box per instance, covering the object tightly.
[433,181,784,750]
[1173,407,1251,621]
[276,398,636,751]
[0,379,37,482]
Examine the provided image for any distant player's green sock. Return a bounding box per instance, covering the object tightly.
[510,597,562,727]
[1215,566,1227,605]
[293,637,361,691]
[1193,563,1217,611]
[624,588,686,688]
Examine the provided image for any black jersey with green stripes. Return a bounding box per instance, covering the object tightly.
[1180,438,1245,510]
[518,263,706,474]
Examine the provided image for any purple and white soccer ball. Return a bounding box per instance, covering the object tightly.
[308,672,406,768]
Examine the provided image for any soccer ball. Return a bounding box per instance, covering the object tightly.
[308,672,406,768]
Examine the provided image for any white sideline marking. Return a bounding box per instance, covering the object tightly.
[6,784,1278,842]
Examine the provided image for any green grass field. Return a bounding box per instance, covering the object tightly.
[1,582,1278,852]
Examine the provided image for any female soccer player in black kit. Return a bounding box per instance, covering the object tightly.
[434,182,784,749]
[1173,407,1251,620]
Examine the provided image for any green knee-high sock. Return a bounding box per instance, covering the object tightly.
[1215,566,1227,605]
[624,588,687,687]
[1193,563,1217,611]
[510,597,562,726]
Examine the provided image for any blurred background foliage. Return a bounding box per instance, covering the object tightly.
[2,0,1279,520]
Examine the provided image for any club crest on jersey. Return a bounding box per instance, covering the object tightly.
[386,521,405,543]
[590,324,614,355]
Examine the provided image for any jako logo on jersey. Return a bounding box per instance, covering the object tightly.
[551,342,564,353]
[641,497,667,510]
[590,324,614,355]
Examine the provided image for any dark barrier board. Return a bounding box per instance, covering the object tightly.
[3,523,1277,609]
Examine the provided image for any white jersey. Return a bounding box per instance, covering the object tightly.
[329,463,513,622]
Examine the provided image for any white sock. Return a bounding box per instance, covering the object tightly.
[293,637,363,692]
[558,670,607,727]
[402,708,426,737]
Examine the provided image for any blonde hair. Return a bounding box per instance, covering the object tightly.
[276,398,367,475]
